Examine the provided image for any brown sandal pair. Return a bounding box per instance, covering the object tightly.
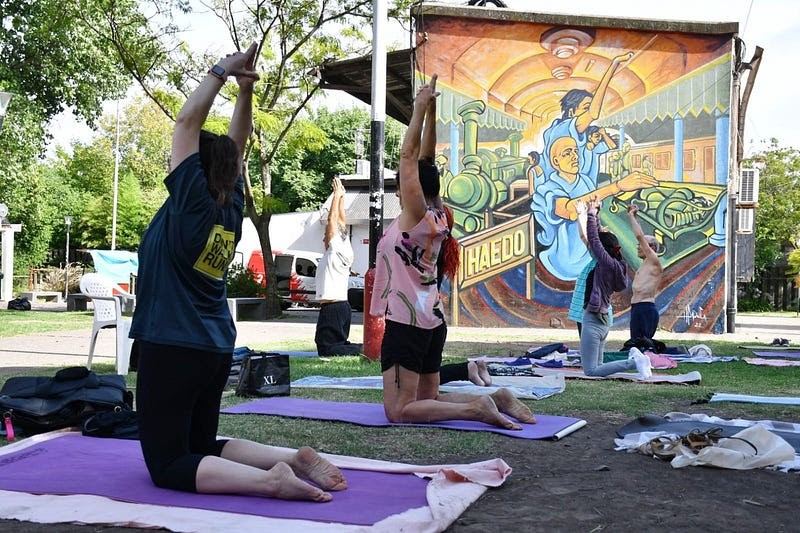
[643,427,724,461]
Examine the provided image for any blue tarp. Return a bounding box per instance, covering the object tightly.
[88,250,138,285]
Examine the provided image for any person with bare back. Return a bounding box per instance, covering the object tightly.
[626,203,664,343]
[371,74,536,430]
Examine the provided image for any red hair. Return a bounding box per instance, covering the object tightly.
[441,206,460,282]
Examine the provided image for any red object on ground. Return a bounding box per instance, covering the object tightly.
[247,251,267,287]
[362,268,385,361]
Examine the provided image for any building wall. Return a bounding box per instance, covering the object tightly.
[420,14,734,333]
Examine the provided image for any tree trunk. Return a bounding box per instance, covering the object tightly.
[253,213,283,319]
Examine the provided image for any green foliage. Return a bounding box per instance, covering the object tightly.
[89,0,416,317]
[0,0,136,123]
[226,265,264,297]
[0,98,54,271]
[737,298,773,313]
[0,0,163,271]
[788,249,800,283]
[743,140,800,278]
[79,172,154,250]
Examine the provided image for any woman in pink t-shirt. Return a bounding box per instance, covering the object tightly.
[371,74,536,430]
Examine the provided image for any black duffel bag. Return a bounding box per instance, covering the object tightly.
[0,366,133,435]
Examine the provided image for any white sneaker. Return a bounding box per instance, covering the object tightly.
[628,347,653,380]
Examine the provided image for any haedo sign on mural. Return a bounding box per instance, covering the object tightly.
[459,214,534,289]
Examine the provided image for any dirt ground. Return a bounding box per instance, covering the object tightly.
[2,408,796,533]
[447,410,798,532]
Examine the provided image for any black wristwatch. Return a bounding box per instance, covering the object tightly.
[208,64,227,81]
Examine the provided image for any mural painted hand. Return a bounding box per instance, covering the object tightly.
[617,171,658,192]
[613,51,634,65]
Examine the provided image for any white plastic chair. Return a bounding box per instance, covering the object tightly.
[79,273,134,375]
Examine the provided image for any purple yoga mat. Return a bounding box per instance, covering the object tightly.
[0,434,428,526]
[753,351,800,359]
[222,397,585,439]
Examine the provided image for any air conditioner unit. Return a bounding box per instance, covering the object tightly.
[737,208,754,234]
[738,168,759,206]
[355,159,370,177]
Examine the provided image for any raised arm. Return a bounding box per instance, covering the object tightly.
[575,199,589,247]
[171,43,259,172]
[575,52,633,134]
[628,203,661,264]
[398,74,440,226]
[227,43,258,156]
[599,127,617,151]
[323,178,346,250]
[553,170,658,221]
[420,87,437,160]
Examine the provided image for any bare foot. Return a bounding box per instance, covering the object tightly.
[491,388,537,424]
[292,446,348,491]
[475,360,492,386]
[467,361,485,386]
[471,396,521,430]
[265,462,332,502]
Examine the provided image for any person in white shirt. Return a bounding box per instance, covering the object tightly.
[314,177,362,356]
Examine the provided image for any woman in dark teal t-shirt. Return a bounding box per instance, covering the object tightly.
[130,43,346,502]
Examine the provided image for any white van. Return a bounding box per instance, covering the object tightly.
[247,249,365,310]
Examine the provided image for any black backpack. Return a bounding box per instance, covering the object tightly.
[0,367,133,436]
[7,296,31,311]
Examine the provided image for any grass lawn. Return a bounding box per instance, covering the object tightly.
[0,309,93,337]
[4,341,798,461]
[1,309,798,462]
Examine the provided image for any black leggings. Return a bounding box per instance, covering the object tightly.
[136,340,232,492]
[439,362,469,383]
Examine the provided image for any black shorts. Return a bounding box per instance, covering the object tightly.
[380,320,446,374]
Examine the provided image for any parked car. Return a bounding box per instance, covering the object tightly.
[247,249,365,311]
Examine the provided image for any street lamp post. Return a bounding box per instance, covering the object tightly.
[64,216,72,301]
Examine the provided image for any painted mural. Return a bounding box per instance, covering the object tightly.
[418,15,733,333]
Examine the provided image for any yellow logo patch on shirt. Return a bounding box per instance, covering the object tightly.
[193,225,235,280]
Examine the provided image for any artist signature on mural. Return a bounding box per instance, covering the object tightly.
[679,305,708,327]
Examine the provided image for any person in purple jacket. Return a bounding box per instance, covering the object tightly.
[579,197,652,379]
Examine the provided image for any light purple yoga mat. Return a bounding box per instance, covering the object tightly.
[0,434,428,526]
[222,397,586,440]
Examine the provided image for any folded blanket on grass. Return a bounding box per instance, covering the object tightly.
[222,397,586,440]
[0,430,510,532]
[291,375,565,400]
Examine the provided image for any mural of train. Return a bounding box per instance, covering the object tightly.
[413,8,735,333]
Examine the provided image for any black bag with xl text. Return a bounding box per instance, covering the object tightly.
[235,352,290,397]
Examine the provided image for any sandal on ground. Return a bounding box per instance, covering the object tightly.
[643,436,681,460]
[681,427,722,452]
